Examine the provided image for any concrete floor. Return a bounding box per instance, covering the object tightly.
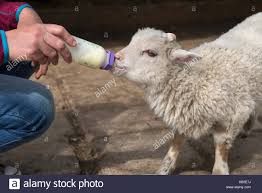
[1,34,262,175]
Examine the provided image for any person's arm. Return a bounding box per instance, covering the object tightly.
[0,1,31,64]
[1,1,76,79]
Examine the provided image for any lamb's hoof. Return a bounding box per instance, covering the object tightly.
[212,168,229,175]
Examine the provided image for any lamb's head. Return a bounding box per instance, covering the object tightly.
[111,28,202,86]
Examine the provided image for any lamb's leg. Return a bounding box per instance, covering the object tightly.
[157,133,185,175]
[212,131,231,175]
[212,106,253,175]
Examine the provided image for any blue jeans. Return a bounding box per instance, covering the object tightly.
[0,62,55,152]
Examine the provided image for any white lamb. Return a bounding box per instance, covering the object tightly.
[111,13,262,175]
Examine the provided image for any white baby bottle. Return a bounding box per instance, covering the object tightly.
[66,36,115,70]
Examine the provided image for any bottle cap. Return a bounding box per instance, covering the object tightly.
[101,51,115,70]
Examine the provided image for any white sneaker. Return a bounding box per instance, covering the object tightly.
[0,164,22,175]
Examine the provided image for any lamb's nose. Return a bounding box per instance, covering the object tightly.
[115,52,123,61]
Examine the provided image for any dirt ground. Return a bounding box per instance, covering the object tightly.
[1,32,262,175]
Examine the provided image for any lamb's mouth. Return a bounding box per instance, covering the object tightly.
[110,64,128,76]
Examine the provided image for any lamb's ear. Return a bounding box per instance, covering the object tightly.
[166,33,176,42]
[168,49,202,65]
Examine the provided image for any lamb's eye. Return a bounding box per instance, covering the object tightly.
[142,50,158,57]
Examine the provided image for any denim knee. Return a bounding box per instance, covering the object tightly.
[0,75,55,152]
[0,84,55,139]
[26,87,55,137]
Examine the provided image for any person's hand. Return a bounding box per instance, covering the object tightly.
[16,8,76,79]
[6,24,77,79]
[17,7,43,27]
